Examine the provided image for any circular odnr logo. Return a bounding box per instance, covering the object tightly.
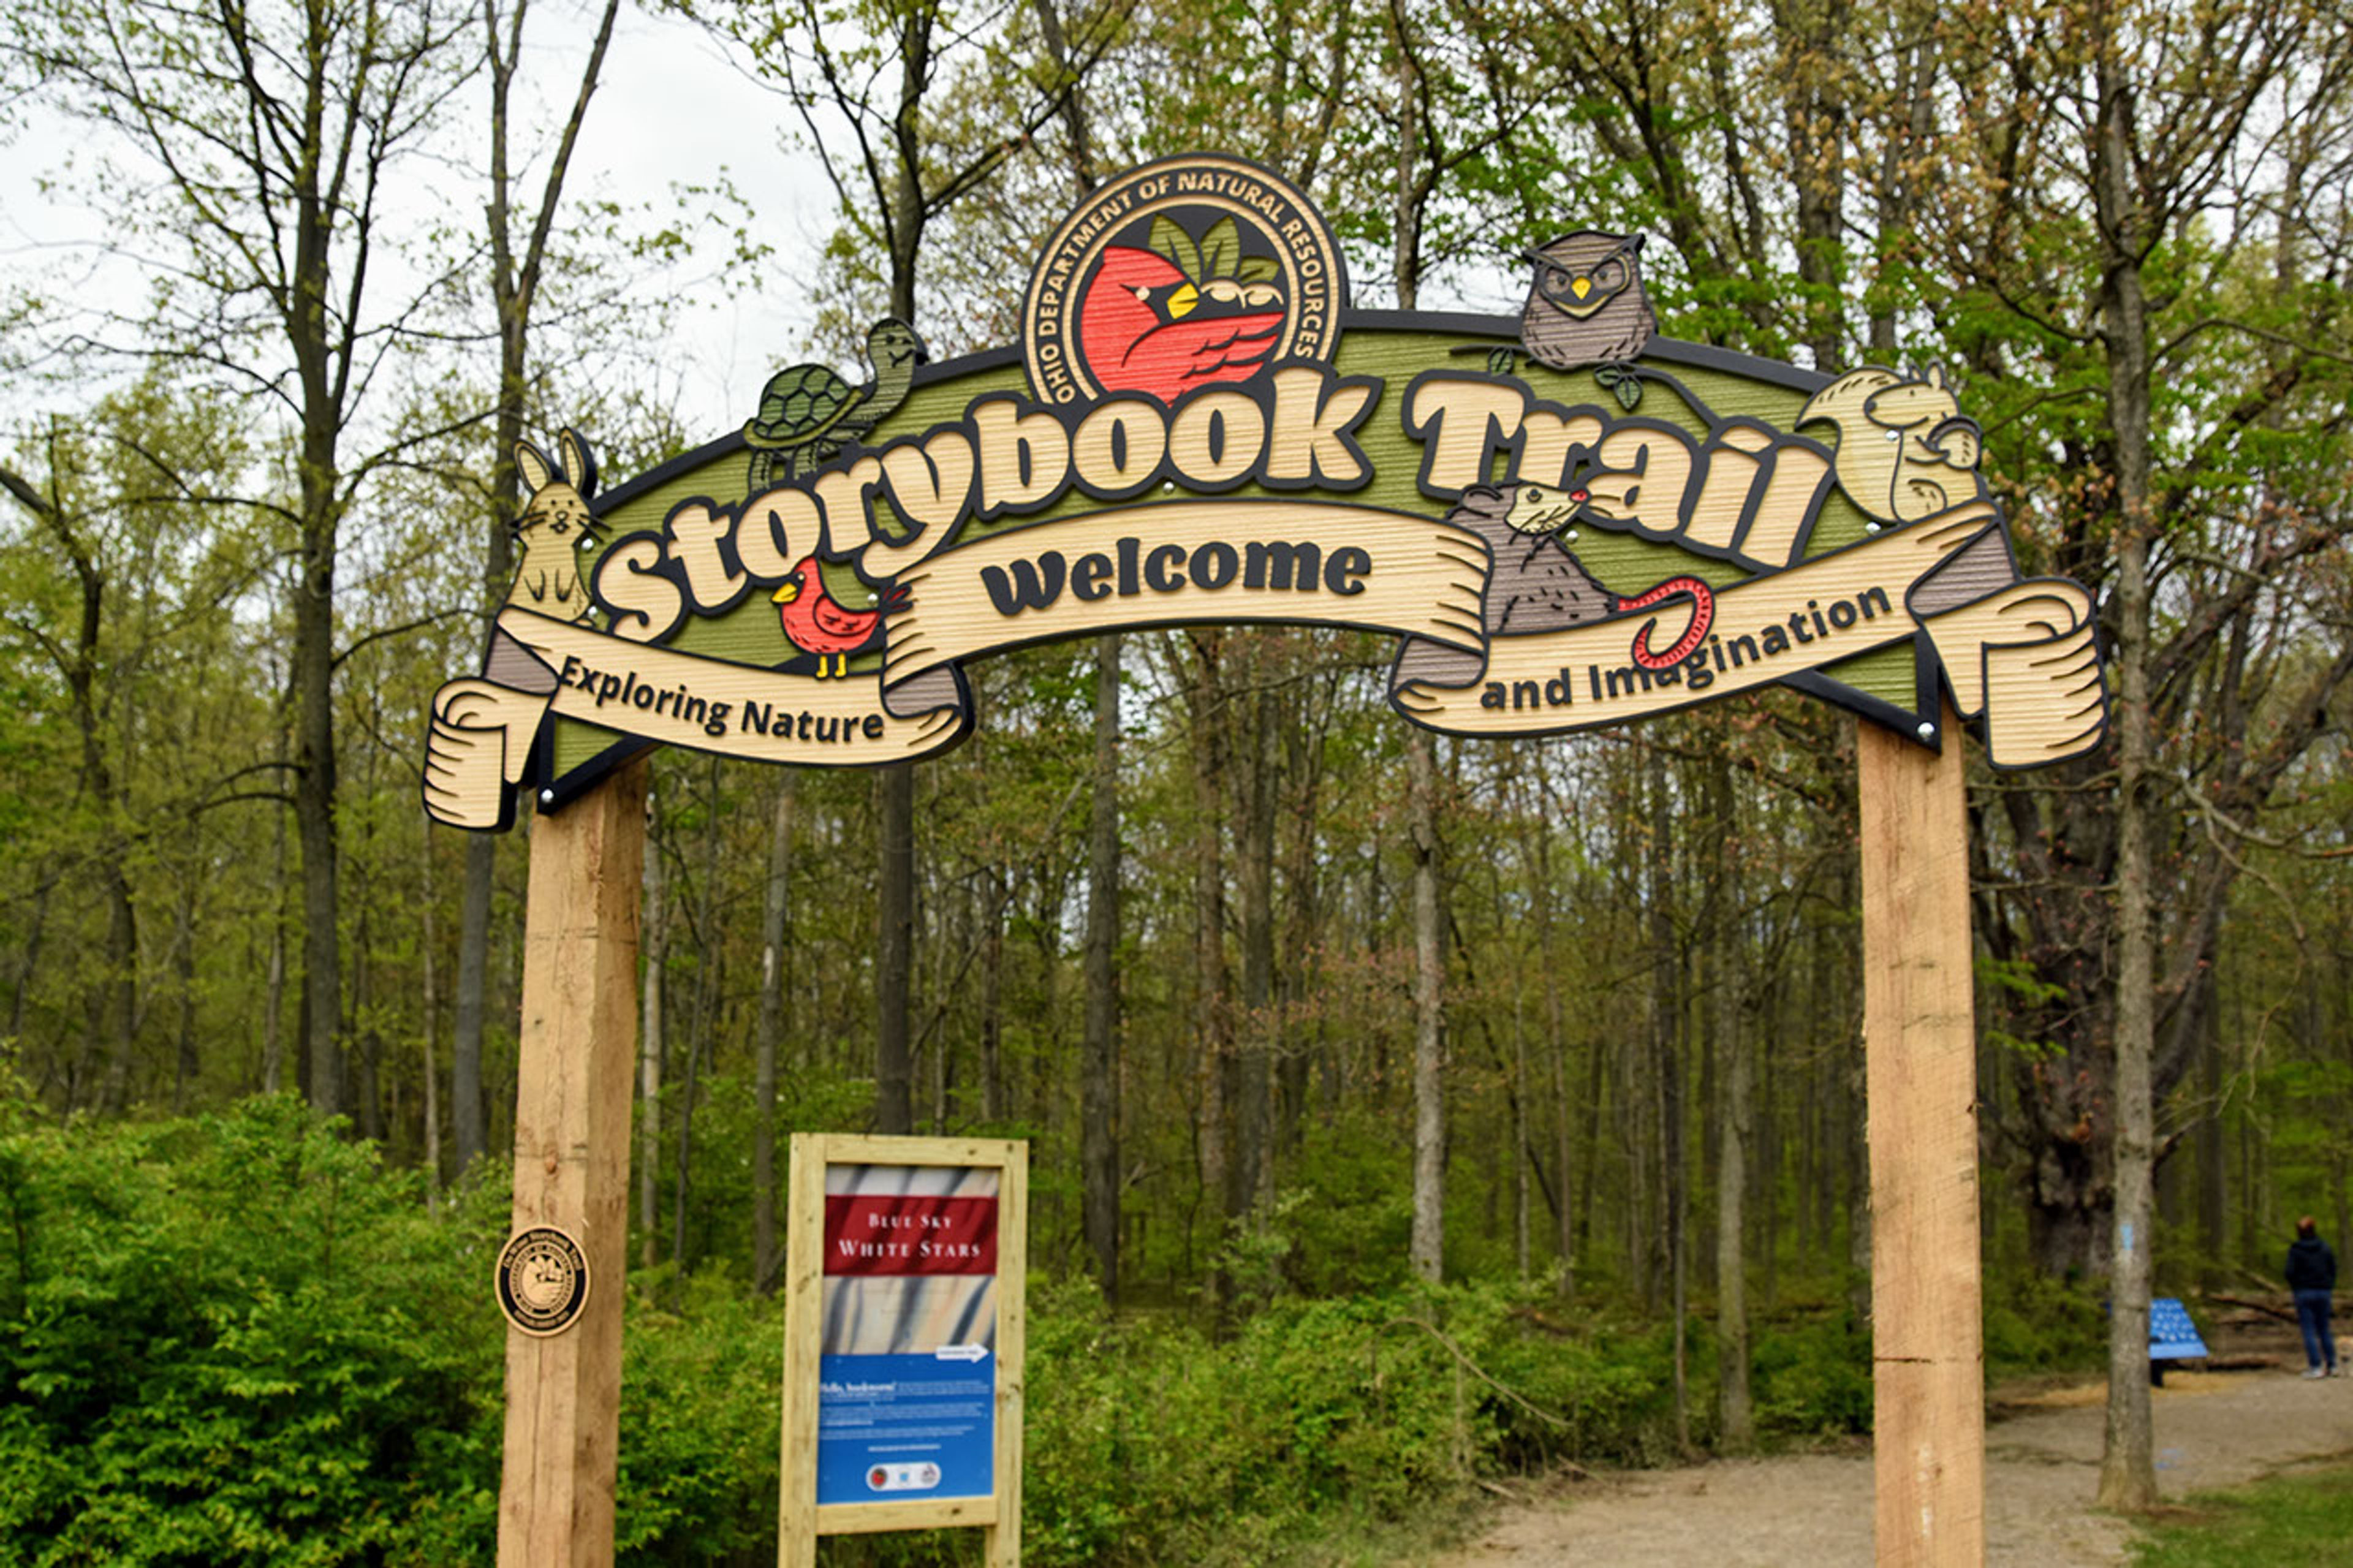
[1023,154,1346,407]
[495,1225,590,1337]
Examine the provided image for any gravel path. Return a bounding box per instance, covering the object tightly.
[1437,1322,2353,1567]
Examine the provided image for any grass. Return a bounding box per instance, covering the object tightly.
[1252,1494,1488,1567]
[2129,1459,2353,1566]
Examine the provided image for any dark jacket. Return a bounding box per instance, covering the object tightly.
[2287,1235,2337,1293]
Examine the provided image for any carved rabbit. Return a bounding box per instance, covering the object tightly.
[507,429,599,623]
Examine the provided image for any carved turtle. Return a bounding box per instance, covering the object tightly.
[744,318,928,491]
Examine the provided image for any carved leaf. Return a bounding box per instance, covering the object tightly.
[1199,217,1240,279]
[1150,215,1202,280]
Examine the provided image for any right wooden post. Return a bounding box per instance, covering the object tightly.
[1859,704,1985,1566]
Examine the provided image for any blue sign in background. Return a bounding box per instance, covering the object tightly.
[2148,1297,2208,1361]
[815,1352,996,1504]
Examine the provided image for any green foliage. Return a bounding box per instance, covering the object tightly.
[0,1098,789,1566]
[1260,1108,1416,1297]
[1981,1272,2107,1378]
[2128,1463,2353,1566]
[0,1093,506,1566]
[613,1276,782,1565]
[0,1108,1906,1566]
[1012,1276,1685,1566]
[1746,1306,1873,1438]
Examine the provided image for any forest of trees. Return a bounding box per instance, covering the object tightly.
[0,0,2349,1555]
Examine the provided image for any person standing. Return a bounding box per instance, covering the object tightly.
[2287,1216,2338,1378]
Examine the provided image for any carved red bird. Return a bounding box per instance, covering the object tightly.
[1078,246,1284,404]
[773,556,899,677]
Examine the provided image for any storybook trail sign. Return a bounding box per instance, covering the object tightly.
[427,154,2107,1568]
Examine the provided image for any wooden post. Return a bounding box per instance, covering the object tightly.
[1858,706,1984,1567]
[498,760,648,1567]
[987,1143,1028,1568]
[778,1135,825,1568]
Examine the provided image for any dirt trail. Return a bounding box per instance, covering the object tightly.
[1438,1325,2353,1567]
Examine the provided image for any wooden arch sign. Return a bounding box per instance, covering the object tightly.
[426,153,2106,1566]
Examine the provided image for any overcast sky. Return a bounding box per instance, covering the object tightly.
[572,4,833,427]
[0,2,1525,451]
[0,2,833,441]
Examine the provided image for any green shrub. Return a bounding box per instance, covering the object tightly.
[1748,1306,1873,1438]
[1982,1270,2105,1377]
[0,1095,1921,1567]
[0,1094,506,1566]
[614,1272,784,1564]
[1014,1277,1685,1566]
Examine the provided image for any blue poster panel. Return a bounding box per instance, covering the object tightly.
[814,1164,1001,1506]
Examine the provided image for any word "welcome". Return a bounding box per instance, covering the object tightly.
[979,535,1371,616]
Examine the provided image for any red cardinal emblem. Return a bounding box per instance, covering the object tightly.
[1077,240,1285,404]
[773,556,904,677]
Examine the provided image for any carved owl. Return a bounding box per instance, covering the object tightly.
[1518,230,1655,373]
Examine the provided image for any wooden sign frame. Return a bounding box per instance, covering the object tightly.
[432,151,2113,1567]
[779,1134,1028,1567]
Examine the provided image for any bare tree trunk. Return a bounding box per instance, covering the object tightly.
[1648,748,1686,1449]
[4,457,142,1111]
[97,859,138,1111]
[1408,729,1447,1284]
[1578,1024,1605,1270]
[422,844,442,1203]
[262,741,288,1094]
[1759,974,1781,1309]
[1867,26,1933,357]
[872,134,928,1142]
[1512,985,1531,1279]
[1776,0,1848,374]
[7,875,47,1048]
[452,838,495,1172]
[1555,1028,1574,1290]
[2198,1009,2226,1287]
[1275,692,1327,1170]
[1236,667,1277,1230]
[755,773,794,1295]
[2094,51,2158,1512]
[672,1027,705,1272]
[670,760,722,1271]
[1082,634,1122,1299]
[876,762,917,1135]
[1521,788,1574,1292]
[294,446,343,1119]
[170,881,197,1110]
[1390,9,1452,1289]
[982,868,1006,1122]
[351,814,384,1142]
[1187,632,1234,1314]
[1713,753,1754,1449]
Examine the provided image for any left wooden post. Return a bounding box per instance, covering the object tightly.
[498,760,648,1567]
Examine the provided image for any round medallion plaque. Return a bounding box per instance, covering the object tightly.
[495,1225,590,1337]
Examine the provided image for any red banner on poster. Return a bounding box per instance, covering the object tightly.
[823,1194,998,1276]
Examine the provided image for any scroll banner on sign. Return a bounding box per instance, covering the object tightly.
[1391,499,2108,769]
[422,496,2103,829]
[880,500,1488,705]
